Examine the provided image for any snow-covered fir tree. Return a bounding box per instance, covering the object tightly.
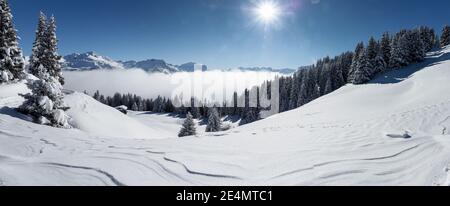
[288,73,300,109]
[409,29,426,63]
[441,25,450,47]
[43,16,64,85]
[131,102,138,111]
[29,12,47,77]
[206,107,222,132]
[19,64,70,128]
[93,90,100,101]
[373,47,387,74]
[380,32,392,67]
[366,37,386,74]
[419,26,435,52]
[312,83,321,99]
[324,77,333,94]
[278,76,292,112]
[240,88,261,125]
[18,13,70,128]
[349,48,373,84]
[0,0,25,83]
[348,42,364,81]
[178,112,197,137]
[190,97,201,119]
[366,37,379,61]
[389,30,409,68]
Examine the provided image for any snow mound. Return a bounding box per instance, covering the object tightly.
[64,92,168,139]
[0,81,29,107]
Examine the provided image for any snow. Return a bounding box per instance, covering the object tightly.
[65,92,168,139]
[1,47,450,185]
[128,111,240,138]
[0,80,28,107]
[63,52,123,70]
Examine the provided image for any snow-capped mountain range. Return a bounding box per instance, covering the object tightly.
[63,52,123,70]
[61,52,295,74]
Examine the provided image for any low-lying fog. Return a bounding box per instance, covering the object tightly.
[64,69,282,101]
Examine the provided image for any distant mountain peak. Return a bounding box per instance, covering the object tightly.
[63,52,122,70]
[122,58,179,74]
[62,51,293,74]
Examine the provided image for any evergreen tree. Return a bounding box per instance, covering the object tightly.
[349,48,373,84]
[43,16,64,85]
[324,77,333,94]
[29,12,47,77]
[0,0,25,83]
[131,102,138,111]
[288,73,300,110]
[312,83,321,100]
[241,108,260,125]
[389,30,409,68]
[380,32,391,67]
[178,112,197,137]
[348,42,364,82]
[297,73,309,106]
[241,88,260,125]
[409,29,426,63]
[365,36,384,76]
[19,13,70,128]
[206,107,222,132]
[93,90,100,100]
[366,37,378,60]
[373,48,387,74]
[419,26,435,52]
[190,98,201,119]
[441,25,450,47]
[99,95,105,104]
[19,65,70,128]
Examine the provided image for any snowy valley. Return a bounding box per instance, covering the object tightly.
[2,47,450,186]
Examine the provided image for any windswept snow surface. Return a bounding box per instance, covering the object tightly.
[2,47,450,185]
[65,93,168,139]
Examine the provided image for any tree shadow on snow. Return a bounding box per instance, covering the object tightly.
[369,50,450,84]
[135,111,179,118]
[223,115,241,123]
[0,107,33,122]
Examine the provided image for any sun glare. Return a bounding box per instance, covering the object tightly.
[255,1,281,25]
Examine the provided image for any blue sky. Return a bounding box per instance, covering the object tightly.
[10,0,450,69]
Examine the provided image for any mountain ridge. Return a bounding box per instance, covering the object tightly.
[61,52,296,74]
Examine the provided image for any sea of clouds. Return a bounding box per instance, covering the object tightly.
[64,69,282,103]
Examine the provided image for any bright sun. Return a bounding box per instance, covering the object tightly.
[255,1,280,24]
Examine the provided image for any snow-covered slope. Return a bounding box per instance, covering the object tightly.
[65,93,169,139]
[122,59,179,73]
[63,52,123,70]
[1,47,450,186]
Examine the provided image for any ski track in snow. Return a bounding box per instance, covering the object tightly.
[43,163,126,186]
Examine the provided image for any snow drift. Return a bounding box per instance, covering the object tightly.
[65,92,168,139]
